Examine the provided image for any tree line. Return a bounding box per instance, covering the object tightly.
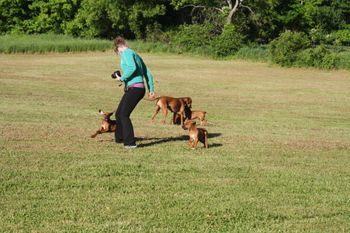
[1,0,349,69]
[1,0,349,43]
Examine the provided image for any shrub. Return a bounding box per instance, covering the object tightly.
[269,31,310,67]
[170,23,218,54]
[338,49,350,70]
[145,23,171,43]
[330,29,350,46]
[296,45,340,69]
[210,24,244,58]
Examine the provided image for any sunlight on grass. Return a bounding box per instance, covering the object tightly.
[0,52,349,232]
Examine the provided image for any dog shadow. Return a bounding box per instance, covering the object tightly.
[136,136,187,148]
[136,132,222,148]
[208,133,221,139]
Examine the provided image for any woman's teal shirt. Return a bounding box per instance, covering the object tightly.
[120,48,154,92]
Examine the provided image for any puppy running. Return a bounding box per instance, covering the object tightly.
[182,120,209,149]
[91,110,117,138]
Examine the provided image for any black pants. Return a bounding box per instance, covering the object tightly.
[115,87,145,146]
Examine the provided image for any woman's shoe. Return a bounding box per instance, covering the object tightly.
[124,144,137,149]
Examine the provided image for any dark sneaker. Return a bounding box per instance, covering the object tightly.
[124,144,138,149]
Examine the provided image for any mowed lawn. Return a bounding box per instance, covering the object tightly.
[0,52,349,233]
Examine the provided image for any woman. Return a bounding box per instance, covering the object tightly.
[113,36,155,149]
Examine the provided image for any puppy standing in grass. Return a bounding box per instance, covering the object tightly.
[182,120,209,149]
[174,107,207,126]
[113,36,155,149]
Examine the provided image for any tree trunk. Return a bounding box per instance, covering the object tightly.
[227,0,240,24]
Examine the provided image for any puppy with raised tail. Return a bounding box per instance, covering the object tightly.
[182,120,209,149]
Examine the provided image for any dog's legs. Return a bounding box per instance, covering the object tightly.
[180,112,184,126]
[161,108,168,124]
[188,139,192,147]
[151,106,161,122]
[192,138,199,149]
[171,112,177,125]
[91,129,103,138]
[204,131,209,148]
[201,113,207,126]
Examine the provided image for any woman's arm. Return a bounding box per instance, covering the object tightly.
[120,50,136,82]
[144,67,154,93]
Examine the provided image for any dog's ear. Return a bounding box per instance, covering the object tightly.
[99,110,105,115]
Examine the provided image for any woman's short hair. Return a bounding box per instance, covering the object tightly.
[114,36,128,52]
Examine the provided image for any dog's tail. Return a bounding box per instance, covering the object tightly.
[143,96,160,101]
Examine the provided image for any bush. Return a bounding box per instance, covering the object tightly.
[210,24,244,58]
[269,30,310,67]
[338,49,350,70]
[170,23,218,54]
[330,29,350,46]
[145,23,172,44]
[296,45,340,69]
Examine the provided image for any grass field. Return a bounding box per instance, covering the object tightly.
[0,52,349,232]
[0,34,112,53]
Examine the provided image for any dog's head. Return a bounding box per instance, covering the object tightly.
[182,120,196,130]
[98,110,114,121]
[181,97,192,108]
[184,97,192,108]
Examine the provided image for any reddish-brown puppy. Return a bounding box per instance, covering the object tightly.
[91,110,117,138]
[182,120,209,149]
[175,110,207,126]
[150,96,192,126]
[190,110,207,126]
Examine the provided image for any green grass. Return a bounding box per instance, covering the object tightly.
[1,52,350,232]
[1,34,349,70]
[0,34,112,53]
[338,48,350,70]
[234,46,270,62]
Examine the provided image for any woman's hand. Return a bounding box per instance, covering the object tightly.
[149,92,155,99]
[116,73,121,81]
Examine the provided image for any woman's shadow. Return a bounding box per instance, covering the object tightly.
[136,133,222,148]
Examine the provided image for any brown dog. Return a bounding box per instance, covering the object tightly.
[150,96,192,125]
[175,109,207,126]
[91,110,117,138]
[182,120,209,149]
[190,111,207,126]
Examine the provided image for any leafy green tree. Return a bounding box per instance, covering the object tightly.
[0,0,32,33]
[64,0,122,38]
[64,0,169,39]
[25,0,80,33]
[128,1,167,39]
